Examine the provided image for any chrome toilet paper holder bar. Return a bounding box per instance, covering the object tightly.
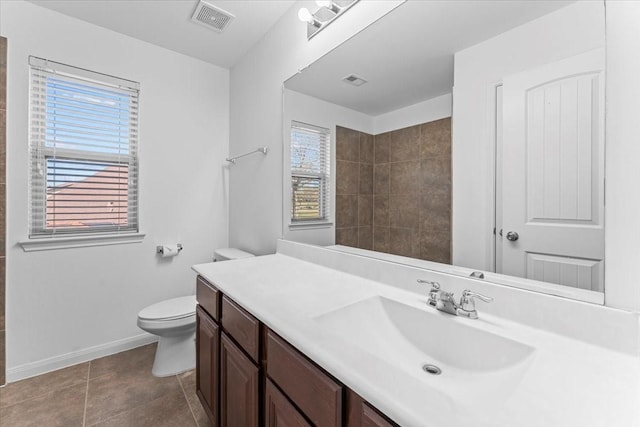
[156,244,183,255]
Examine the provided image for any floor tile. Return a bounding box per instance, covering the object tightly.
[84,368,183,425]
[0,362,89,408]
[178,370,212,427]
[0,383,86,427]
[89,344,156,380]
[88,386,196,427]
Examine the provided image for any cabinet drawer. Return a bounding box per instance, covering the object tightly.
[196,275,220,321]
[266,330,342,427]
[221,296,260,363]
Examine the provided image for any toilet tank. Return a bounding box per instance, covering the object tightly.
[214,248,255,261]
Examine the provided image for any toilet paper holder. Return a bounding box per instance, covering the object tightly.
[156,244,183,255]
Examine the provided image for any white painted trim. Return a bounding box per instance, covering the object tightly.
[327,244,605,305]
[372,93,453,135]
[4,333,157,384]
[288,221,333,230]
[19,232,146,252]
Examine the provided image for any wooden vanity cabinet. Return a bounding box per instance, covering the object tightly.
[196,278,220,426]
[197,276,260,427]
[195,274,397,427]
[266,330,342,427]
[265,378,311,427]
[346,390,398,427]
[220,332,259,427]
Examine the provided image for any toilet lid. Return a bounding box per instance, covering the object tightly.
[138,295,196,321]
[214,248,254,260]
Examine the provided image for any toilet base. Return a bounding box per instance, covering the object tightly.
[151,331,196,377]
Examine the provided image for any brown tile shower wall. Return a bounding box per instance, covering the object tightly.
[336,118,451,264]
[0,36,6,385]
[335,126,374,250]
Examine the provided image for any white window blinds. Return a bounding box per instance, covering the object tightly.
[290,121,331,222]
[28,57,140,237]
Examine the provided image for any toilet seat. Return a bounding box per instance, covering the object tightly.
[138,295,196,321]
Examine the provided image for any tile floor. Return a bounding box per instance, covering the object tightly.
[0,344,211,427]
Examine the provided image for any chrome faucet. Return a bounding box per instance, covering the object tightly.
[417,279,493,319]
[457,289,493,319]
[417,279,442,306]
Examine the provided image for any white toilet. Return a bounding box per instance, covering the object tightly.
[137,248,254,377]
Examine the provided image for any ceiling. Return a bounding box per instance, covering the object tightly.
[284,1,575,116]
[27,0,296,68]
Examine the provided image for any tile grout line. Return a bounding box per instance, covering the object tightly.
[0,377,86,411]
[82,362,91,427]
[177,373,199,426]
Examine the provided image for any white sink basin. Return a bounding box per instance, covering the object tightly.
[313,296,535,374]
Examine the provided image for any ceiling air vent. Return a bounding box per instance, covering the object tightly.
[342,74,368,87]
[191,0,235,33]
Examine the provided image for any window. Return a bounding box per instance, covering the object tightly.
[28,57,139,238]
[290,121,331,223]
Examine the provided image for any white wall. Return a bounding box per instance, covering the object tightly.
[282,89,372,246]
[372,93,452,135]
[452,2,604,272]
[1,0,230,379]
[604,1,640,311]
[229,0,404,256]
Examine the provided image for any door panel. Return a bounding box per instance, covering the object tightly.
[526,253,601,290]
[501,48,605,292]
[265,379,312,427]
[196,306,219,426]
[220,332,259,427]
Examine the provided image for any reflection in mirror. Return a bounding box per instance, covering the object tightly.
[283,1,605,303]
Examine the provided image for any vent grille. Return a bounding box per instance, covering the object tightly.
[342,74,368,87]
[191,0,235,33]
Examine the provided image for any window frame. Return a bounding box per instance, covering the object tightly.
[289,121,332,226]
[27,56,140,240]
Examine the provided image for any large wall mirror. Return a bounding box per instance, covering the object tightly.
[282,1,605,304]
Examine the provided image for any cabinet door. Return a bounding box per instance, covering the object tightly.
[346,390,396,427]
[197,305,219,426]
[265,379,311,427]
[361,404,394,427]
[220,332,259,427]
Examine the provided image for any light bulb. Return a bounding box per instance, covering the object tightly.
[316,0,332,7]
[298,8,313,23]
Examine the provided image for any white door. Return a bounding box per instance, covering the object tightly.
[500,49,605,292]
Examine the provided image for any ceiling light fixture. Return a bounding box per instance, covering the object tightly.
[316,0,342,14]
[298,7,322,28]
[298,0,359,40]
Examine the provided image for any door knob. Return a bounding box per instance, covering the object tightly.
[506,231,519,241]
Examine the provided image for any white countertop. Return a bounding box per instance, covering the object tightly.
[193,252,640,427]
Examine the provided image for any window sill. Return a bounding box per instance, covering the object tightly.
[19,232,146,252]
[288,221,333,231]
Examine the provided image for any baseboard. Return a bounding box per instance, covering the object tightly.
[5,333,158,383]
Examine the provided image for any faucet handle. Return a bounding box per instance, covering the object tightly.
[417,279,441,306]
[417,279,439,289]
[459,289,493,312]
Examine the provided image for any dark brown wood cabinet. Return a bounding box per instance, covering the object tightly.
[196,305,219,426]
[220,332,259,427]
[195,275,397,427]
[265,379,311,427]
[197,275,220,320]
[361,404,395,427]
[346,390,398,427]
[266,330,342,427]
[221,295,260,363]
